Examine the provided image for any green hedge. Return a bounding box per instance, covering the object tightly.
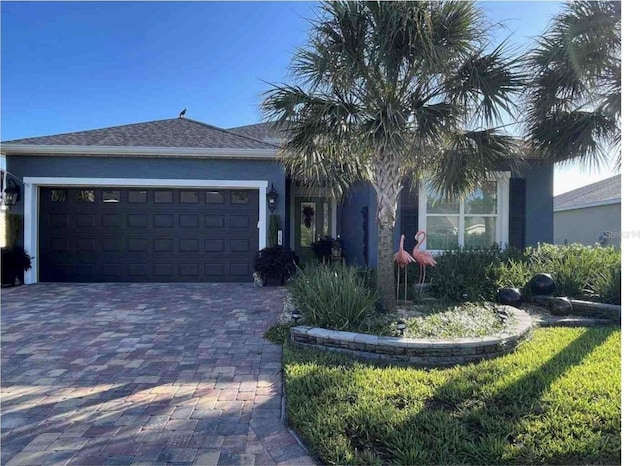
[428,243,621,304]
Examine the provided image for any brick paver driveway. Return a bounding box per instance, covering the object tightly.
[1,283,315,466]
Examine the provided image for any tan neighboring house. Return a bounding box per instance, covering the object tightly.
[554,174,621,247]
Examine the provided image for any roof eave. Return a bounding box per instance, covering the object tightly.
[0,144,279,159]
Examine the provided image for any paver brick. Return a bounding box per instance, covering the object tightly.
[1,284,313,465]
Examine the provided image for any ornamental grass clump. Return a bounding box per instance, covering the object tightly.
[287,263,378,331]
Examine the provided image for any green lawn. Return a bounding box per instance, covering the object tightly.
[284,327,621,465]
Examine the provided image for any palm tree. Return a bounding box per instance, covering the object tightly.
[525,1,621,170]
[263,1,525,310]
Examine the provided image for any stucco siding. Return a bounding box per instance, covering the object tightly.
[554,203,621,247]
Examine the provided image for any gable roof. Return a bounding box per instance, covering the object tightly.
[554,174,621,211]
[2,118,279,150]
[227,122,282,143]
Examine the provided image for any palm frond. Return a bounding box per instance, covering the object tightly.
[428,129,526,200]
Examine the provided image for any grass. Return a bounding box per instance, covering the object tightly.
[283,326,621,465]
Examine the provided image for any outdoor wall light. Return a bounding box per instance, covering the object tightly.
[3,179,20,210]
[266,183,278,213]
[291,310,301,324]
[396,320,407,336]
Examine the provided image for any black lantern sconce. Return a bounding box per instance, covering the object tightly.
[266,183,278,213]
[291,310,301,324]
[3,179,21,210]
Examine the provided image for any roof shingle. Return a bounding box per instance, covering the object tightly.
[2,118,279,150]
[227,122,283,142]
[554,174,621,211]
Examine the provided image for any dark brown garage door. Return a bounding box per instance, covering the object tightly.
[39,187,259,282]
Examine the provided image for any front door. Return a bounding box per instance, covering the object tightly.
[294,197,332,263]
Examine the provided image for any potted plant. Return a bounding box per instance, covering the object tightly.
[1,246,32,287]
[311,236,343,263]
[254,246,299,286]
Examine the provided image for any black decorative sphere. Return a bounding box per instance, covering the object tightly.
[497,288,523,307]
[549,297,572,316]
[529,273,556,296]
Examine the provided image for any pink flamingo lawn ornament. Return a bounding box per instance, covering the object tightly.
[393,234,415,304]
[413,231,437,285]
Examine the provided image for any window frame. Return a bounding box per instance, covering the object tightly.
[418,172,510,254]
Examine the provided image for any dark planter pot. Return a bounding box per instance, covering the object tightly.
[529,273,556,296]
[497,287,523,307]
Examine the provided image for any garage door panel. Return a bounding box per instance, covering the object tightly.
[75,214,96,228]
[128,263,149,277]
[229,215,250,229]
[102,238,123,252]
[50,238,69,252]
[205,239,224,252]
[102,214,123,227]
[179,214,199,228]
[178,263,199,277]
[204,263,225,277]
[153,214,174,228]
[153,239,174,253]
[39,187,259,283]
[153,263,174,277]
[128,239,149,252]
[178,239,199,253]
[230,239,251,252]
[229,263,251,277]
[127,214,148,228]
[103,264,123,279]
[205,215,225,228]
[76,238,96,252]
[50,214,70,228]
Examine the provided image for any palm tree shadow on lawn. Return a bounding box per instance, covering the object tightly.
[285,327,620,465]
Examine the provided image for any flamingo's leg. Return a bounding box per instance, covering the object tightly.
[404,268,408,304]
[396,265,400,301]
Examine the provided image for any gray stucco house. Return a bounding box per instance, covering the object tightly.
[554,174,621,247]
[1,117,554,284]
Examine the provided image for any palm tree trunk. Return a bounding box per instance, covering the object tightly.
[377,221,397,311]
[373,154,403,311]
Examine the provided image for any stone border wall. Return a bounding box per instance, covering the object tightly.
[569,300,621,322]
[290,307,533,367]
[533,296,621,323]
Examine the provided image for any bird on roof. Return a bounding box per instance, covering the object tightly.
[179,108,187,119]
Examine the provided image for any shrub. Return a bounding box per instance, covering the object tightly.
[1,246,32,286]
[254,246,299,285]
[428,245,507,302]
[427,243,621,304]
[287,263,378,331]
[586,267,621,305]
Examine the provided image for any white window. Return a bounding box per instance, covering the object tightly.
[418,173,510,251]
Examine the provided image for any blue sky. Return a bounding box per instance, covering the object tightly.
[0,1,618,193]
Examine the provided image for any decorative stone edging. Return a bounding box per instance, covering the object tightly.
[569,299,621,322]
[533,296,621,323]
[290,306,533,367]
